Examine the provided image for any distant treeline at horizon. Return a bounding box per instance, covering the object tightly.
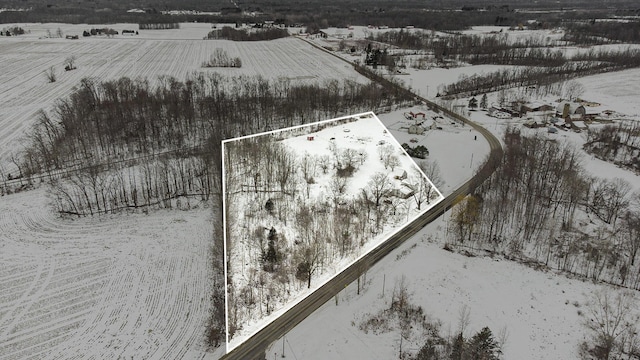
[1,0,639,31]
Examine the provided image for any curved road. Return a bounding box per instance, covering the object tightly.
[219,38,504,360]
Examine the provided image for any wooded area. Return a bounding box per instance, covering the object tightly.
[205,26,289,41]
[8,73,412,215]
[223,116,441,338]
[6,72,413,346]
[584,121,640,174]
[439,48,640,97]
[449,127,640,290]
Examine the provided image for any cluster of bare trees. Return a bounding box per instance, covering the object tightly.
[450,127,640,289]
[205,26,289,41]
[201,48,242,68]
[360,277,504,360]
[563,20,640,45]
[52,154,214,216]
[370,30,561,65]
[584,121,640,173]
[440,48,640,97]
[580,290,640,360]
[9,73,411,208]
[224,124,438,337]
[138,23,179,30]
[207,194,227,348]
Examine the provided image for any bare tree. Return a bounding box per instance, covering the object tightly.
[451,195,481,244]
[581,290,639,360]
[341,148,360,170]
[367,172,392,207]
[388,155,400,171]
[64,55,77,71]
[367,172,393,231]
[588,178,631,226]
[412,172,435,211]
[378,144,395,169]
[45,66,56,83]
[318,155,331,174]
[562,80,585,101]
[295,236,324,289]
[419,160,444,190]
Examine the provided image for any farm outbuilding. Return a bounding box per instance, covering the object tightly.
[521,102,555,113]
[408,124,425,135]
[557,102,586,119]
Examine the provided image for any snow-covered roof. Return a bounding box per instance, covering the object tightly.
[556,101,585,114]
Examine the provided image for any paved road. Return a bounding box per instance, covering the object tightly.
[219,38,504,360]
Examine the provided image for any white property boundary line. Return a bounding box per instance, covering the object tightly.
[221,111,444,354]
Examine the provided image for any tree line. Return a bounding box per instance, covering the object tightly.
[370,29,559,64]
[439,47,640,97]
[370,28,640,70]
[205,26,289,41]
[6,71,414,346]
[449,127,640,289]
[138,22,180,30]
[584,120,640,174]
[9,72,412,213]
[562,20,640,45]
[201,48,242,68]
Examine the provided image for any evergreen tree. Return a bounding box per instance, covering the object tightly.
[450,332,466,360]
[262,227,281,272]
[480,94,488,109]
[415,339,441,360]
[468,327,501,360]
[468,97,478,110]
[265,198,274,214]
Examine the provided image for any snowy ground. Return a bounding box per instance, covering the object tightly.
[265,224,606,360]
[259,36,640,357]
[453,65,640,192]
[262,105,640,360]
[0,23,365,171]
[2,21,639,360]
[0,188,214,360]
[379,108,489,194]
[224,113,444,350]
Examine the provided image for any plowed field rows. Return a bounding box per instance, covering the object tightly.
[0,189,214,359]
[0,32,365,166]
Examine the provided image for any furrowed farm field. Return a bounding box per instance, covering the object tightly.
[0,24,367,360]
[0,25,365,167]
[0,23,370,359]
[0,188,214,359]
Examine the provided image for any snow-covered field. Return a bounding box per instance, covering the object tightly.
[2,20,640,360]
[0,23,368,360]
[265,220,608,360]
[263,106,640,360]
[0,23,365,168]
[0,188,214,359]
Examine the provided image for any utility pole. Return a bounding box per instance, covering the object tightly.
[281,335,285,358]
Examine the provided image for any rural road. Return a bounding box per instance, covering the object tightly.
[219,38,504,360]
